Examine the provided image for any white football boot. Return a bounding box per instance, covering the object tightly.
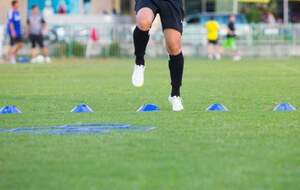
[45,56,52,63]
[132,64,145,87]
[168,96,184,112]
[215,53,221,60]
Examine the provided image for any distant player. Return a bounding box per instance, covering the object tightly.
[27,5,51,63]
[132,0,185,111]
[7,0,23,64]
[223,15,241,61]
[205,16,221,60]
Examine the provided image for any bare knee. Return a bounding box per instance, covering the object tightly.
[137,18,152,31]
[164,29,182,55]
[167,41,182,55]
[136,8,154,31]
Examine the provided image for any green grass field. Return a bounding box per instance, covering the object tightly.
[0,58,299,190]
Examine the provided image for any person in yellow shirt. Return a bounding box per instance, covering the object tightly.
[205,16,221,60]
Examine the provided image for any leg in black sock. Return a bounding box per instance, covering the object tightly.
[169,52,184,97]
[133,27,150,66]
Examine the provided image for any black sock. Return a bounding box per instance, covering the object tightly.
[169,52,184,97]
[133,27,149,66]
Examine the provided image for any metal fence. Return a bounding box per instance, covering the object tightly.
[1,23,300,58]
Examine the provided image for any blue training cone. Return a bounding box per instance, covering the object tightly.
[137,104,160,112]
[17,56,30,64]
[0,105,22,114]
[71,104,94,113]
[273,103,296,112]
[206,103,229,112]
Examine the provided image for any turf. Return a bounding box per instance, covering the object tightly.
[0,58,299,190]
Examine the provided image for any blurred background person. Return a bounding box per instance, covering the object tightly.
[223,15,241,61]
[7,0,23,64]
[27,5,51,63]
[205,16,221,60]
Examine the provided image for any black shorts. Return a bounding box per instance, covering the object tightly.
[29,34,44,48]
[208,39,219,45]
[10,36,23,46]
[135,0,184,34]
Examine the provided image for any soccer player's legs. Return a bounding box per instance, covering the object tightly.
[164,29,184,111]
[30,35,38,59]
[215,43,222,60]
[37,35,46,56]
[38,35,51,63]
[8,37,23,64]
[207,41,215,59]
[230,38,241,61]
[223,37,235,51]
[209,40,221,60]
[223,37,240,60]
[164,29,184,95]
[14,38,23,54]
[134,7,155,65]
[36,35,44,49]
[159,0,184,111]
[8,37,16,63]
[132,1,157,87]
[10,37,15,47]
